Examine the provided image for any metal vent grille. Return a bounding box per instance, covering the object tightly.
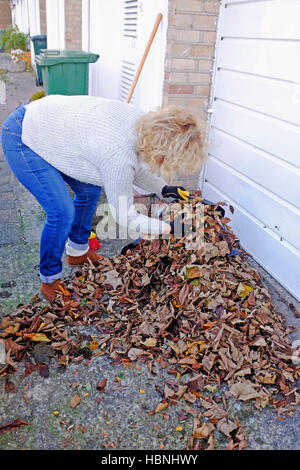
[120,60,136,101]
[123,0,138,38]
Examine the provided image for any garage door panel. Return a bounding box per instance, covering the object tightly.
[223,0,300,40]
[219,39,300,82]
[205,158,300,251]
[211,101,300,168]
[207,0,300,301]
[203,182,300,301]
[209,128,300,209]
[215,70,300,126]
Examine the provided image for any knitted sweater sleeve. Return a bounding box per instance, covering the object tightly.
[102,159,169,236]
[133,164,167,197]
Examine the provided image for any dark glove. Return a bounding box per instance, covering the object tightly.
[161,185,191,201]
[121,237,142,255]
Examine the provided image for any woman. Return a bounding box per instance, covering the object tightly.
[1,95,205,302]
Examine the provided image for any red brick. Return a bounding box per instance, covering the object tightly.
[168,84,194,95]
[191,45,214,57]
[0,0,11,29]
[187,98,208,108]
[168,43,191,57]
[193,14,218,29]
[187,72,211,84]
[203,1,220,13]
[65,0,82,49]
[167,58,196,71]
[174,0,203,12]
[168,13,193,28]
[168,28,201,43]
[197,59,213,71]
[165,96,187,107]
[202,31,217,43]
[169,71,188,82]
[195,85,210,96]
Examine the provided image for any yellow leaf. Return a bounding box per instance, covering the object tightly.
[140,389,145,394]
[89,340,99,351]
[141,337,157,348]
[53,411,60,415]
[186,340,206,355]
[155,400,168,413]
[237,283,254,298]
[28,333,50,342]
[37,322,46,332]
[176,426,183,431]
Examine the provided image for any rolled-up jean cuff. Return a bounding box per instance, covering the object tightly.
[67,238,89,251]
[40,271,62,284]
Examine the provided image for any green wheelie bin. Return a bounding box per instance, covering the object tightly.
[0,29,6,52]
[30,34,47,86]
[35,49,99,95]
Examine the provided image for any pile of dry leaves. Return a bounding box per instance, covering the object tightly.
[1,196,299,450]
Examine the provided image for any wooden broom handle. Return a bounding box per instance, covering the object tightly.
[126,13,163,104]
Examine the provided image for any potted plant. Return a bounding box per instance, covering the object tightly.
[0,25,30,71]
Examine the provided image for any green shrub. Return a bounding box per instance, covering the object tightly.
[0,25,29,52]
[29,90,45,101]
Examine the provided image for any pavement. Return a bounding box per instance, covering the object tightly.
[0,53,299,450]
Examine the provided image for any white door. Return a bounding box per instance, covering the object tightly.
[204,0,300,301]
[119,0,139,104]
[28,0,41,66]
[120,0,168,111]
[82,0,123,99]
[82,0,168,109]
[45,0,65,49]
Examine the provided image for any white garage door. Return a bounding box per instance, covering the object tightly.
[204,0,300,301]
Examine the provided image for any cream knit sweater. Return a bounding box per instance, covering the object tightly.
[22,95,168,236]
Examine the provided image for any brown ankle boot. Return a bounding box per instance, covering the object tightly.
[40,279,70,302]
[67,248,103,267]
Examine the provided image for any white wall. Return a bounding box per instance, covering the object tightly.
[204,0,300,301]
[11,0,30,34]
[45,0,65,49]
[28,0,40,66]
[82,0,123,100]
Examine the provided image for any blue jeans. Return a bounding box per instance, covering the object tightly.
[1,104,102,283]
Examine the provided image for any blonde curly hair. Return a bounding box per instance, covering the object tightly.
[134,106,206,182]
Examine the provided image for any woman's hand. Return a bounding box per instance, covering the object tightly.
[142,222,171,240]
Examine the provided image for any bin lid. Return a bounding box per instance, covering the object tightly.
[31,34,47,41]
[35,49,99,66]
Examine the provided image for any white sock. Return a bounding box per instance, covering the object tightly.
[65,240,89,257]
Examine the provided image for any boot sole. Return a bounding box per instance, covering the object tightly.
[67,259,100,268]
[39,291,55,302]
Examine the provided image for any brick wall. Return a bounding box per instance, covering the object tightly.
[65,0,82,50]
[39,0,47,35]
[163,0,221,189]
[0,0,12,29]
